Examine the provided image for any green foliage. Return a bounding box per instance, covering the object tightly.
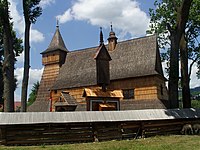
[27,81,39,106]
[0,21,23,104]
[187,0,200,78]
[147,0,180,48]
[147,0,180,79]
[148,0,200,78]
[23,0,42,24]
[0,1,23,108]
[191,100,200,108]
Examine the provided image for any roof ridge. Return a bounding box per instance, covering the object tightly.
[68,34,156,54]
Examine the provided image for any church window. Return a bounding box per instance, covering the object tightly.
[123,89,134,99]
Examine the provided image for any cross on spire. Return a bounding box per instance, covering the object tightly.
[56,18,59,28]
[100,27,104,45]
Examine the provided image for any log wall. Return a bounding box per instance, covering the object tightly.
[51,76,168,111]
[0,118,199,145]
[42,51,66,66]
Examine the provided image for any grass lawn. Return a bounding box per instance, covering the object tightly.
[0,135,200,150]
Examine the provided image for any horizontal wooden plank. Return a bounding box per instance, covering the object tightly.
[6,133,93,142]
[1,115,200,145]
[6,137,93,145]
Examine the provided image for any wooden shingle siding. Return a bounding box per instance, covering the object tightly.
[30,29,168,111]
[42,52,60,65]
[28,26,68,112]
[42,51,67,66]
[28,64,60,112]
[50,75,168,111]
[135,87,158,100]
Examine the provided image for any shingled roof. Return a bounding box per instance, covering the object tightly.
[51,35,164,90]
[41,26,68,54]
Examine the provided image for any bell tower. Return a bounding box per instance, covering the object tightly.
[28,24,68,112]
[107,24,118,51]
[95,28,112,91]
[41,24,68,66]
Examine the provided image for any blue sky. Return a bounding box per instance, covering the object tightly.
[7,0,199,101]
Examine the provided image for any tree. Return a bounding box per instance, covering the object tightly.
[21,0,42,112]
[0,19,23,111]
[187,0,200,80]
[27,81,39,106]
[0,25,3,105]
[148,0,193,108]
[0,0,15,112]
[180,0,200,108]
[149,0,200,108]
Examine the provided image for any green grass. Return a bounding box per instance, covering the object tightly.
[1,135,200,150]
[192,100,200,108]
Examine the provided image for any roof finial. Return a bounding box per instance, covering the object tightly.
[56,18,59,28]
[100,27,104,45]
[110,22,113,32]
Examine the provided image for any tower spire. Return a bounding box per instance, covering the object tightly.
[100,27,104,45]
[41,24,68,55]
[110,22,113,32]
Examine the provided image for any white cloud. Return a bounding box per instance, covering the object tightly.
[40,0,56,8]
[56,0,150,38]
[30,29,45,43]
[162,61,200,89]
[189,61,199,88]
[57,9,73,24]
[16,51,24,64]
[8,0,45,43]
[8,0,24,34]
[14,67,44,101]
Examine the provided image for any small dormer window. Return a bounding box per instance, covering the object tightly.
[123,89,134,99]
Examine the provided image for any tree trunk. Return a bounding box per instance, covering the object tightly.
[0,0,15,112]
[168,0,193,108]
[168,32,179,108]
[180,34,191,108]
[21,8,31,112]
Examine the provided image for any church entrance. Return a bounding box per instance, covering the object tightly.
[83,88,123,111]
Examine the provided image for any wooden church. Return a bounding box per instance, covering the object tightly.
[28,25,169,112]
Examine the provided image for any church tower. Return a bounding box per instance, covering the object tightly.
[107,24,118,51]
[95,27,111,91]
[28,25,68,112]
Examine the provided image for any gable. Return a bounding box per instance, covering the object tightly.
[94,44,112,61]
[51,35,163,90]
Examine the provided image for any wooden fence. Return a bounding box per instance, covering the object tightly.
[0,118,199,145]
